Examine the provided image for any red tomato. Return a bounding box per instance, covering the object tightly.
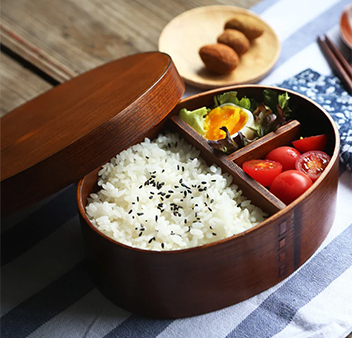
[295,150,331,181]
[292,134,327,153]
[242,159,283,187]
[265,146,301,171]
[270,170,313,205]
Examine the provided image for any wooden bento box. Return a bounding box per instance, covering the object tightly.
[1,52,339,319]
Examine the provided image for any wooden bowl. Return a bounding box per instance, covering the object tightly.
[77,85,339,319]
[340,3,352,49]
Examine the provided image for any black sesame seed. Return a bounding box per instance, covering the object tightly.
[179,178,183,183]
[128,209,133,214]
[201,181,207,184]
[210,199,214,203]
[145,156,149,159]
[149,196,153,199]
[174,185,179,189]
[162,169,165,173]
[177,165,180,170]
[137,212,144,216]
[182,166,185,172]
[166,194,171,198]
[208,207,213,212]
[168,190,174,193]
[211,179,216,182]
[148,237,155,243]
[139,185,142,189]
[237,203,242,207]
[139,232,142,237]
[155,215,158,222]
[184,219,187,224]
[212,233,217,236]
[161,243,165,249]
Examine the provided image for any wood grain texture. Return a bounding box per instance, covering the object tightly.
[1,0,260,81]
[1,52,185,214]
[0,0,261,116]
[77,85,340,318]
[0,52,52,117]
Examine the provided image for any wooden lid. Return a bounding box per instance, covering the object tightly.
[1,52,185,214]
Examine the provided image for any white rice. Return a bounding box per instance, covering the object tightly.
[86,132,267,251]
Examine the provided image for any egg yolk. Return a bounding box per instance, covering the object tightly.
[204,105,249,140]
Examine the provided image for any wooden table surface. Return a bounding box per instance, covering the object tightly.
[0,0,261,117]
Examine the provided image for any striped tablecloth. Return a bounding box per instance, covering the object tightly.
[1,0,352,337]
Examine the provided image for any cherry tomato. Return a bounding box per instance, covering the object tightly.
[292,134,327,153]
[270,170,313,205]
[265,146,301,171]
[242,159,283,187]
[295,150,331,181]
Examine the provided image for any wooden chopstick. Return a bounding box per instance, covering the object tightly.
[324,35,352,77]
[317,35,352,94]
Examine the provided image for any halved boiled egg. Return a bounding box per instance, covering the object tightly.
[204,103,254,140]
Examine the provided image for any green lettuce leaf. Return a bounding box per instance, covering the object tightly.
[214,91,252,111]
[179,107,209,136]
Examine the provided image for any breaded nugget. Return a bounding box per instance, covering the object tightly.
[199,43,239,74]
[225,14,264,40]
[217,29,250,56]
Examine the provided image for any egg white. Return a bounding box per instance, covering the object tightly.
[218,103,255,139]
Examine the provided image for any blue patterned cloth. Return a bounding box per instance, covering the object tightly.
[278,69,352,170]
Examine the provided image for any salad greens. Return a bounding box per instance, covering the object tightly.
[179,106,209,137]
[179,89,293,154]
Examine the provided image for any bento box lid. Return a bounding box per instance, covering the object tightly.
[1,52,185,214]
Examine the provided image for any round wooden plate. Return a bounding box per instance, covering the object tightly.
[340,3,352,49]
[158,6,281,89]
